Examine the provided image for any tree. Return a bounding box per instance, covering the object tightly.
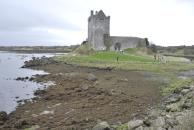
[104,34,112,51]
[149,44,157,53]
[144,38,149,47]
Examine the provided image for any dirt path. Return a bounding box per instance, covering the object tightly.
[1,62,163,129]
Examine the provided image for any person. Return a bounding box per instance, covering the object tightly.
[116,56,119,62]
[154,54,157,61]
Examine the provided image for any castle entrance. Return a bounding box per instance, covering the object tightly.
[114,42,121,51]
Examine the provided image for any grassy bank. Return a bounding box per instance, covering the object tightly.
[55,50,194,73]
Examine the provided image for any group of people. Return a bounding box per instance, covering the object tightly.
[154,53,167,63]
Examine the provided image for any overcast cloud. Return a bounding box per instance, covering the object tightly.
[0,0,194,46]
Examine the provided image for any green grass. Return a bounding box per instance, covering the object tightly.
[55,51,194,73]
[162,77,192,95]
[81,51,153,62]
[115,124,128,130]
[124,48,138,54]
[57,51,153,63]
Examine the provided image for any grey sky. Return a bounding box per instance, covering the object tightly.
[0,0,194,46]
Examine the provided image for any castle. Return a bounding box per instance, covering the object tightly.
[87,10,147,51]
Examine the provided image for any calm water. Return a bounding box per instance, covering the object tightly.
[0,52,56,113]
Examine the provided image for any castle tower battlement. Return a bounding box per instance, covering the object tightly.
[88,10,110,50]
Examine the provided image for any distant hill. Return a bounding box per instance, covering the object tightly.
[0,45,79,53]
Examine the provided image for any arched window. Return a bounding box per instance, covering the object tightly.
[114,42,121,51]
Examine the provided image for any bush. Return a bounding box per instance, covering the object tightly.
[73,43,95,55]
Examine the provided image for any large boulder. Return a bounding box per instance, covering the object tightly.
[181,89,190,95]
[128,120,143,130]
[151,117,165,127]
[92,121,111,130]
[87,73,97,82]
[166,103,180,112]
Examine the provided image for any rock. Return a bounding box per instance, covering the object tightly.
[81,84,89,90]
[15,96,19,99]
[135,126,143,130]
[0,111,8,121]
[128,120,143,130]
[175,115,185,125]
[22,57,58,68]
[65,72,80,78]
[0,121,4,125]
[165,94,181,104]
[186,93,193,99]
[29,77,35,81]
[118,78,128,82]
[165,118,178,128]
[181,102,192,109]
[136,126,166,130]
[34,89,46,95]
[156,127,166,130]
[92,121,111,130]
[166,103,180,112]
[180,98,193,109]
[25,125,40,130]
[137,127,154,130]
[149,110,160,119]
[39,110,54,115]
[15,76,29,81]
[143,117,151,126]
[151,117,165,127]
[182,85,191,89]
[87,73,97,82]
[14,119,29,129]
[181,89,190,95]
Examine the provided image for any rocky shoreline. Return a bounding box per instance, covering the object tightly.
[0,57,193,130]
[94,84,194,130]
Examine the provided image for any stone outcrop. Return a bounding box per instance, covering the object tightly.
[22,57,58,68]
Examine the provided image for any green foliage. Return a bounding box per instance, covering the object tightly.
[73,43,95,55]
[104,34,112,51]
[149,44,157,53]
[162,78,192,95]
[145,38,149,47]
[115,124,128,130]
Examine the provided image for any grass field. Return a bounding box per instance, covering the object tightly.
[55,49,194,73]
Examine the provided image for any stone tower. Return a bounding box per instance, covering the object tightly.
[88,10,110,50]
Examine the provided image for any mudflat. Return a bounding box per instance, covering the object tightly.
[1,60,163,129]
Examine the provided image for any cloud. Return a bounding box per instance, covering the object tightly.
[0,0,194,46]
[0,0,81,31]
[0,0,84,45]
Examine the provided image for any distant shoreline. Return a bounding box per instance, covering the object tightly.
[0,45,78,53]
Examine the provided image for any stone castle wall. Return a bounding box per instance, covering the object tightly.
[109,36,146,50]
[88,10,147,50]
